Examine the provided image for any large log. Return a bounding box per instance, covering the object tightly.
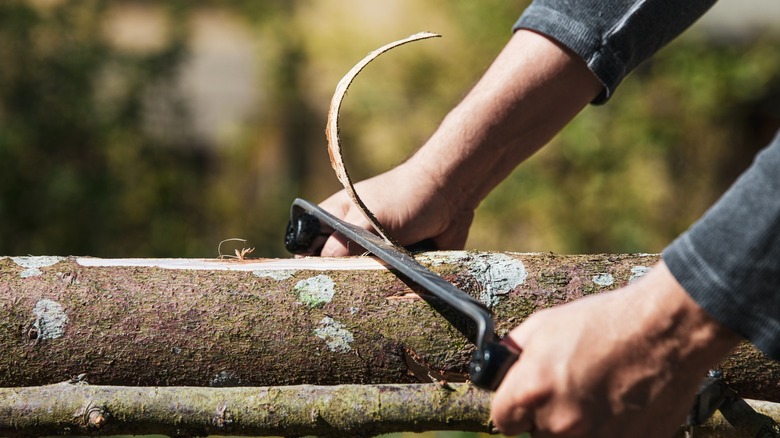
[1,253,778,401]
[0,382,778,437]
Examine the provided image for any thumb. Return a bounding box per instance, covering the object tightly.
[320,232,366,257]
[490,326,538,435]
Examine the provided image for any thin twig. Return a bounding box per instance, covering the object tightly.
[218,238,247,259]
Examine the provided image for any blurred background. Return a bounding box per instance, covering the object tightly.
[0,0,778,258]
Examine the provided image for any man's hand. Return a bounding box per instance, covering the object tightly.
[318,161,475,256]
[316,30,602,257]
[491,261,741,437]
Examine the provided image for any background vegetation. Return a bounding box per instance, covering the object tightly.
[0,0,778,261]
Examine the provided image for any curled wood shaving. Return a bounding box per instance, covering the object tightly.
[218,238,254,260]
[326,32,441,245]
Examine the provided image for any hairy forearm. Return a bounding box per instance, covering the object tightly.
[409,30,603,210]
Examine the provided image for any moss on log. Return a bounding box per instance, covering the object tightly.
[0,253,777,402]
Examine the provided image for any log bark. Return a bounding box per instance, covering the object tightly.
[1,253,778,401]
[0,382,777,437]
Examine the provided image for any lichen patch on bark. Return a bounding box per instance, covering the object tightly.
[415,251,527,307]
[210,370,244,387]
[629,266,651,283]
[12,256,65,278]
[466,253,527,308]
[592,273,614,287]
[32,299,69,339]
[314,317,354,353]
[294,275,336,307]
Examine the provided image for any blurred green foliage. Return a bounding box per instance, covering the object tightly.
[0,1,198,256]
[0,0,778,259]
[477,34,780,253]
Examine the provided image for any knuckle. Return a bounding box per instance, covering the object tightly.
[544,407,590,437]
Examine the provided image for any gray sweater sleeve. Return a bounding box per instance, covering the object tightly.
[514,0,717,103]
[516,0,780,360]
[663,133,780,360]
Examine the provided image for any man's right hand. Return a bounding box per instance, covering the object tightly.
[490,262,741,437]
[318,161,474,256]
[316,30,603,257]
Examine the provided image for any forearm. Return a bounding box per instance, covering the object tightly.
[407,29,602,211]
[631,263,741,371]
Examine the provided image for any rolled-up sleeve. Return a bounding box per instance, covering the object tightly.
[514,0,717,103]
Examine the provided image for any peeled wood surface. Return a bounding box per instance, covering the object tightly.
[0,253,777,402]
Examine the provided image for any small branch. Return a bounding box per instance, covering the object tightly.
[0,383,777,437]
[0,383,492,437]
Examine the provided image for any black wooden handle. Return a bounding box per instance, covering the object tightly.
[469,343,520,391]
[284,212,322,254]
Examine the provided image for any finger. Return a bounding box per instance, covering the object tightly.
[491,363,536,436]
[320,233,351,257]
[503,309,546,347]
[320,232,368,257]
[491,323,543,435]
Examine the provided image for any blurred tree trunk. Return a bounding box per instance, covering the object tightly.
[1,253,777,402]
[267,0,331,199]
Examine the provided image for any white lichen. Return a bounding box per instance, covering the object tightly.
[415,251,527,307]
[210,370,242,387]
[253,269,297,281]
[313,317,354,353]
[32,299,69,339]
[592,273,614,287]
[629,266,651,283]
[293,275,336,308]
[12,256,65,278]
[467,253,527,308]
